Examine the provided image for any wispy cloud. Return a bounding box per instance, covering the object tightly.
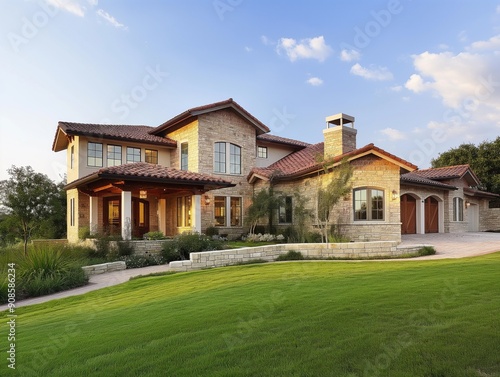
[244,46,252,52]
[45,0,85,17]
[340,49,361,62]
[87,0,98,6]
[261,35,273,46]
[97,9,127,30]
[467,34,500,51]
[390,85,403,92]
[497,5,500,14]
[276,36,332,62]
[306,77,323,86]
[350,63,393,81]
[380,128,407,141]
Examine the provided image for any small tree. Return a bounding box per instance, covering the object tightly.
[0,166,60,254]
[291,189,312,243]
[246,188,278,234]
[315,160,353,242]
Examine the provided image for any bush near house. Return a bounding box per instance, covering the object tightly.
[161,232,225,261]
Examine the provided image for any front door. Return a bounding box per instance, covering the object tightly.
[401,194,417,234]
[132,199,150,238]
[424,197,439,233]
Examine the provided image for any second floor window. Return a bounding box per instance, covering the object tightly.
[107,145,122,166]
[257,146,268,158]
[145,149,158,164]
[126,147,141,163]
[181,142,188,170]
[214,142,241,174]
[87,142,103,167]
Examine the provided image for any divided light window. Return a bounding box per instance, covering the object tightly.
[214,142,241,174]
[126,147,141,163]
[177,196,192,227]
[145,149,158,164]
[214,196,242,227]
[257,146,268,159]
[107,145,122,166]
[87,142,103,167]
[453,197,464,221]
[181,142,188,171]
[279,196,293,224]
[354,188,384,221]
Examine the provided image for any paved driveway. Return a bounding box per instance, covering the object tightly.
[400,232,500,259]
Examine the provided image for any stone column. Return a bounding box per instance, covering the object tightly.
[121,191,132,240]
[158,199,167,236]
[89,196,99,235]
[193,194,202,233]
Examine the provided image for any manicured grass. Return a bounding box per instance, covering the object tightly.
[2,253,500,376]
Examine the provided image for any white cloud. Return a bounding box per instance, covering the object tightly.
[350,63,393,81]
[45,0,85,17]
[390,85,403,92]
[467,34,500,51]
[276,36,332,62]
[380,128,407,141]
[340,49,361,62]
[306,77,323,86]
[244,46,252,52]
[87,0,98,6]
[404,74,430,93]
[261,35,273,46]
[96,9,127,29]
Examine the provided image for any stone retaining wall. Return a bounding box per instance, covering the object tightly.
[81,261,126,276]
[126,240,166,256]
[169,242,427,272]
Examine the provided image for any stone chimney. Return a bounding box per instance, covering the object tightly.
[323,113,357,160]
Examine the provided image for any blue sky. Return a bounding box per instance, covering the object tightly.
[1,0,500,182]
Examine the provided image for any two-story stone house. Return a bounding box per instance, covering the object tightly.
[52,98,499,243]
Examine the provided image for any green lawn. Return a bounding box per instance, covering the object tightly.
[2,253,500,377]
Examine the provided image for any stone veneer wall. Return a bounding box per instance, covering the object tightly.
[81,261,126,276]
[481,208,500,231]
[169,241,427,272]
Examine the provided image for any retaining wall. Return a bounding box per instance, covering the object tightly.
[169,241,427,272]
[81,261,126,276]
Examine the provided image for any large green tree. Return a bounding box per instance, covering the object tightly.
[431,137,500,196]
[0,166,64,254]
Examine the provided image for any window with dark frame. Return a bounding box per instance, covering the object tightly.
[145,149,158,164]
[214,196,226,226]
[176,197,183,227]
[214,142,226,173]
[230,197,242,226]
[87,142,103,167]
[126,147,141,163]
[215,142,241,174]
[354,188,384,221]
[257,146,268,159]
[70,198,75,227]
[107,145,122,166]
[279,196,293,224]
[230,144,241,174]
[181,142,188,171]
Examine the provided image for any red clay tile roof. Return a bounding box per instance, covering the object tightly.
[54,122,177,151]
[414,165,473,180]
[256,134,310,148]
[150,98,270,135]
[463,187,500,199]
[248,143,417,181]
[400,172,457,190]
[65,162,234,190]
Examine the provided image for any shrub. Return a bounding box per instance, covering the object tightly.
[121,254,166,269]
[143,231,166,240]
[417,246,436,256]
[245,233,278,242]
[161,243,181,263]
[205,226,219,237]
[276,250,304,261]
[117,241,134,256]
[161,232,224,260]
[305,232,322,243]
[78,226,91,240]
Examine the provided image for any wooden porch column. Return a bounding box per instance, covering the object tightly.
[121,191,132,240]
[193,194,202,233]
[89,196,99,235]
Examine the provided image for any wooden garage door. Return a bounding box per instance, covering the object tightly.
[425,197,439,233]
[401,194,417,234]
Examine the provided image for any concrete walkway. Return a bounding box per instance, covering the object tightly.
[2,232,499,311]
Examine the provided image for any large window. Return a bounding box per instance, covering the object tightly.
[214,142,241,174]
[107,145,122,166]
[177,196,192,227]
[70,145,75,169]
[70,198,75,227]
[181,142,188,171]
[87,142,103,167]
[453,197,464,221]
[126,147,141,163]
[279,196,293,224]
[214,196,242,227]
[145,149,158,164]
[354,188,384,221]
[257,146,268,159]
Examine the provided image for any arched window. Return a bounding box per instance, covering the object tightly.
[353,188,384,221]
[214,142,241,174]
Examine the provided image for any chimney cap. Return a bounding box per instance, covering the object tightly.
[325,113,355,127]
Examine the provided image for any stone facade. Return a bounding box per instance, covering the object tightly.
[323,126,357,159]
[81,261,126,276]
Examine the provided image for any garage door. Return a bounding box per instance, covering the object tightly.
[425,197,439,233]
[401,194,417,234]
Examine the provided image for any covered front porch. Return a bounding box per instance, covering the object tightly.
[65,163,234,241]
